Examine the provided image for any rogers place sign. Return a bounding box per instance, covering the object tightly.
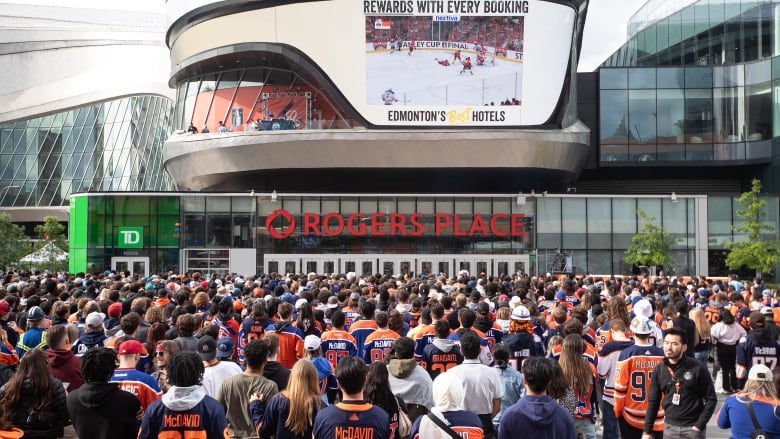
[265,210,527,239]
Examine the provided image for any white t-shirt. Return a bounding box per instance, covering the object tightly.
[202,360,243,398]
[447,359,504,415]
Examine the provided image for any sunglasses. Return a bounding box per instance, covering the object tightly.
[155,351,166,357]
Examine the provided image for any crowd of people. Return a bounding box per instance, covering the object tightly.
[0,269,778,438]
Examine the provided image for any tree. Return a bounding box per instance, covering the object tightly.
[0,213,27,269]
[726,178,780,278]
[32,216,68,272]
[624,208,678,273]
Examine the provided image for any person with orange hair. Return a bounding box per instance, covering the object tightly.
[502,305,544,372]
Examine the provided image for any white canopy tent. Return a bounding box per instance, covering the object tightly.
[19,242,68,263]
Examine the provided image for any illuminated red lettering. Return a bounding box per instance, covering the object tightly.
[389,213,406,236]
[347,213,367,236]
[468,213,488,236]
[303,213,321,236]
[322,213,344,237]
[371,213,386,236]
[409,213,424,237]
[510,213,526,237]
[489,213,508,237]
[453,214,467,237]
[435,213,451,236]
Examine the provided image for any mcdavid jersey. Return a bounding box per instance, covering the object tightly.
[138,395,229,439]
[736,331,780,383]
[613,344,665,431]
[313,401,389,439]
[363,328,400,364]
[349,319,378,359]
[320,329,358,372]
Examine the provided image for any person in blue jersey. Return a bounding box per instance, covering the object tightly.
[250,360,322,439]
[736,311,780,390]
[238,300,274,365]
[501,305,544,372]
[313,356,389,439]
[410,371,484,439]
[109,340,162,411]
[139,351,229,439]
[498,356,575,439]
[717,363,780,438]
[421,320,463,380]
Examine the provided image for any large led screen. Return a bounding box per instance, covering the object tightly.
[169,0,577,127]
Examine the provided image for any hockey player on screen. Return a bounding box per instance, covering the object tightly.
[408,40,415,56]
[460,57,473,75]
[453,49,461,63]
[435,58,451,66]
[381,89,398,105]
[476,53,485,66]
[389,37,397,53]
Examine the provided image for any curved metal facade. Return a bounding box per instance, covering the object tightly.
[0,3,175,211]
[164,0,592,193]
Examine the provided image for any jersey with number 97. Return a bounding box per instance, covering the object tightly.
[613,344,665,431]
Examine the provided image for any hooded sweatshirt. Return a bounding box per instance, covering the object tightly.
[498,395,576,439]
[388,358,434,407]
[46,348,83,391]
[67,382,141,439]
[139,386,228,439]
[72,330,107,357]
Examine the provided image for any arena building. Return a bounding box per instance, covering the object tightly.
[41,0,780,278]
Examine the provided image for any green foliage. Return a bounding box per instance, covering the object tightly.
[31,216,68,272]
[624,208,677,271]
[726,179,780,277]
[0,213,27,269]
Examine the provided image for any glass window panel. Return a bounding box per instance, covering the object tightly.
[694,2,709,35]
[341,199,358,215]
[474,199,491,215]
[537,198,561,233]
[397,199,415,213]
[612,197,637,242]
[600,145,628,162]
[231,196,254,212]
[746,82,772,141]
[629,68,656,89]
[562,198,586,249]
[684,89,713,141]
[713,65,744,87]
[713,86,745,142]
[359,199,377,214]
[774,81,780,137]
[322,198,339,213]
[686,67,713,88]
[455,199,473,214]
[746,61,771,85]
[206,197,230,213]
[417,199,434,215]
[587,198,611,249]
[344,261,355,273]
[657,89,685,144]
[663,197,688,238]
[302,199,320,213]
[436,198,453,214]
[669,12,683,46]
[378,198,395,215]
[600,69,628,89]
[710,0,725,25]
[657,18,669,52]
[681,5,696,40]
[282,197,301,214]
[658,68,685,88]
[588,250,612,275]
[686,143,714,160]
[600,90,628,144]
[628,89,657,144]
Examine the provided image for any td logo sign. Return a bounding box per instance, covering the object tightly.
[117,227,143,248]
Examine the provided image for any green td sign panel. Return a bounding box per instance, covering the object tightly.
[117,227,143,248]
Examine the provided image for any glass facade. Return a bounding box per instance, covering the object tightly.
[0,96,173,207]
[600,64,772,163]
[73,193,767,277]
[174,68,360,134]
[605,0,778,67]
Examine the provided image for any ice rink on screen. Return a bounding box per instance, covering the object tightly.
[366,49,522,107]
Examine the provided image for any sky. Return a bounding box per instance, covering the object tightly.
[578,0,647,72]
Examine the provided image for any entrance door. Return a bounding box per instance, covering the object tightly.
[111,257,150,277]
[341,258,376,276]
